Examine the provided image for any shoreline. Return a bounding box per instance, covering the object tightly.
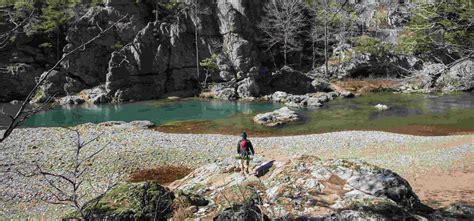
[156,124,474,137]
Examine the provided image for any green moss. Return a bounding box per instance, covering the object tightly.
[83,182,174,219]
[39,42,53,48]
[111,41,124,50]
[353,35,394,57]
[32,88,46,103]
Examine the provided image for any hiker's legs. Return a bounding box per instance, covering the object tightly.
[240,159,245,174]
[245,160,250,174]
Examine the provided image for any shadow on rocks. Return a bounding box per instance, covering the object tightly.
[214,202,270,221]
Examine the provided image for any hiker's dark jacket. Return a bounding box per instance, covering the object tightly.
[237,139,254,155]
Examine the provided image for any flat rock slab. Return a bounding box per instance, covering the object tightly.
[253,107,300,127]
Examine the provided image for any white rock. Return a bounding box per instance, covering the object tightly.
[375,104,390,111]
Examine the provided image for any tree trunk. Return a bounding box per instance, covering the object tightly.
[155,2,159,21]
[194,0,200,80]
[284,35,287,67]
[56,29,60,60]
[311,39,315,70]
[324,18,329,76]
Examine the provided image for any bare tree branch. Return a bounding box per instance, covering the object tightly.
[0,8,35,49]
[0,14,129,143]
[259,0,307,67]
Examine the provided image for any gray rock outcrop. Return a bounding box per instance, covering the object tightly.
[170,155,432,219]
[436,59,474,92]
[253,107,299,127]
[0,63,43,102]
[400,59,473,93]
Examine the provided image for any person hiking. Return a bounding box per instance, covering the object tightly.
[237,132,254,175]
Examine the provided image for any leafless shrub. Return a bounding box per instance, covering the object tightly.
[14,128,121,219]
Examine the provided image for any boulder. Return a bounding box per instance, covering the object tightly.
[80,85,110,104]
[307,97,322,107]
[59,95,85,105]
[215,88,238,100]
[215,203,270,221]
[39,70,66,98]
[375,104,390,111]
[311,78,332,92]
[261,67,315,95]
[85,182,174,220]
[320,52,422,79]
[97,120,154,129]
[340,91,355,98]
[402,63,445,92]
[170,155,426,219]
[253,107,299,127]
[271,91,288,103]
[237,77,260,98]
[436,59,474,92]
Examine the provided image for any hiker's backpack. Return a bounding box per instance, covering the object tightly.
[240,139,249,157]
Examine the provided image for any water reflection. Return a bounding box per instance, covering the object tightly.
[8,98,282,128]
[1,92,473,129]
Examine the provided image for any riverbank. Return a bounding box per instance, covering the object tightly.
[1,125,473,218]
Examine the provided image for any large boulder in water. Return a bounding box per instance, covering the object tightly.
[253,107,299,127]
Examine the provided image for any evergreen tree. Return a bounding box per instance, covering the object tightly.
[397,0,473,63]
[34,0,79,60]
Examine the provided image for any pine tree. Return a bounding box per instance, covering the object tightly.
[35,0,79,60]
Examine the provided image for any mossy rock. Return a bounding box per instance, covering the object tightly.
[174,190,209,208]
[83,182,174,221]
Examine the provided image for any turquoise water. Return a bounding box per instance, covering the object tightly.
[1,92,473,135]
[18,99,282,127]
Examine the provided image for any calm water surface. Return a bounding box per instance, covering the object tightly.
[1,92,473,135]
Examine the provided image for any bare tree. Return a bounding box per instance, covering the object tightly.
[259,0,307,67]
[308,0,349,74]
[0,15,129,143]
[15,128,120,219]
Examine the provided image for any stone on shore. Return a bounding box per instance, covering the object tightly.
[253,107,299,127]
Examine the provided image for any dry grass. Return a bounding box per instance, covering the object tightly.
[171,206,195,220]
[216,186,256,207]
[332,79,400,93]
[128,165,193,184]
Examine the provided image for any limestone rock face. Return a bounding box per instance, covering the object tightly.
[400,60,473,93]
[0,63,43,102]
[321,52,422,79]
[216,0,264,79]
[105,19,204,102]
[59,2,149,96]
[253,107,299,127]
[436,59,474,92]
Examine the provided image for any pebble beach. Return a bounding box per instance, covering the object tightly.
[1,123,473,218]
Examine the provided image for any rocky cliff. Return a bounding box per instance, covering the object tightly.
[0,0,472,103]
